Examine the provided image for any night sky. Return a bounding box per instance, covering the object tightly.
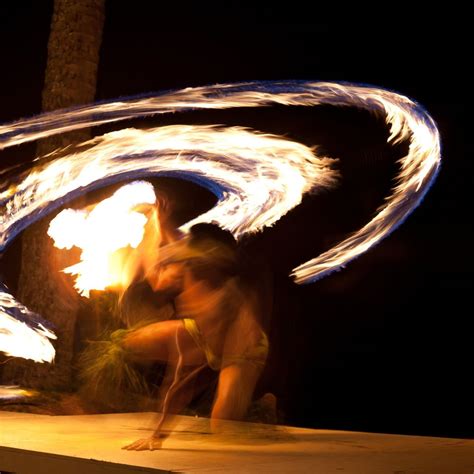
[0,3,470,438]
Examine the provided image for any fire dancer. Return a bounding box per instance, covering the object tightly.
[79,222,269,450]
[121,223,269,450]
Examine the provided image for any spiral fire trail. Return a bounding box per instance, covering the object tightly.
[0,81,441,363]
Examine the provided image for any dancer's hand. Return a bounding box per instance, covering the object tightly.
[122,436,163,451]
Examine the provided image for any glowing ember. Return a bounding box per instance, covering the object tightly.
[47,181,157,297]
[0,385,36,400]
[0,81,441,363]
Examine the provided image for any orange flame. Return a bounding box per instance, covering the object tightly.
[47,181,159,297]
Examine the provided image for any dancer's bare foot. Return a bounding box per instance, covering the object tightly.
[248,392,278,424]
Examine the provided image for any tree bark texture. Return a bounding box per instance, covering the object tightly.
[3,0,105,390]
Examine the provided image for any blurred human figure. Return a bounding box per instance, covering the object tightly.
[117,195,183,328]
[121,223,269,450]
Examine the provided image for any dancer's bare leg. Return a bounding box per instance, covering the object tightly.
[123,323,207,450]
[122,319,203,364]
[210,362,261,432]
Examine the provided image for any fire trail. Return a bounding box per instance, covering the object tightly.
[0,81,441,363]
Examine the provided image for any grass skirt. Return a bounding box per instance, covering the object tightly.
[77,328,150,410]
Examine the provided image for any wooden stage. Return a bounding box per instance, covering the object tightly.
[0,411,472,473]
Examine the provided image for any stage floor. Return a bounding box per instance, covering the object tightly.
[0,411,472,473]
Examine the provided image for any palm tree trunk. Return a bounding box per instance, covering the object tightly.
[3,0,105,391]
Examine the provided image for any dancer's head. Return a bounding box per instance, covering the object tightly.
[186,223,238,288]
[188,223,236,251]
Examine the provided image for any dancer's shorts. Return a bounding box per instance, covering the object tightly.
[182,318,268,371]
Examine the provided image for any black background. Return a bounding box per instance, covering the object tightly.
[0,3,470,438]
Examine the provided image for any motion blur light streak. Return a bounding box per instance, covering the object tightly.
[0,284,56,362]
[0,81,441,363]
[0,385,36,400]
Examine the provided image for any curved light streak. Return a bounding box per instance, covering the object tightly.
[0,81,441,362]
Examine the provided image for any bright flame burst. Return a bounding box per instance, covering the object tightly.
[0,81,441,363]
[47,181,157,297]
